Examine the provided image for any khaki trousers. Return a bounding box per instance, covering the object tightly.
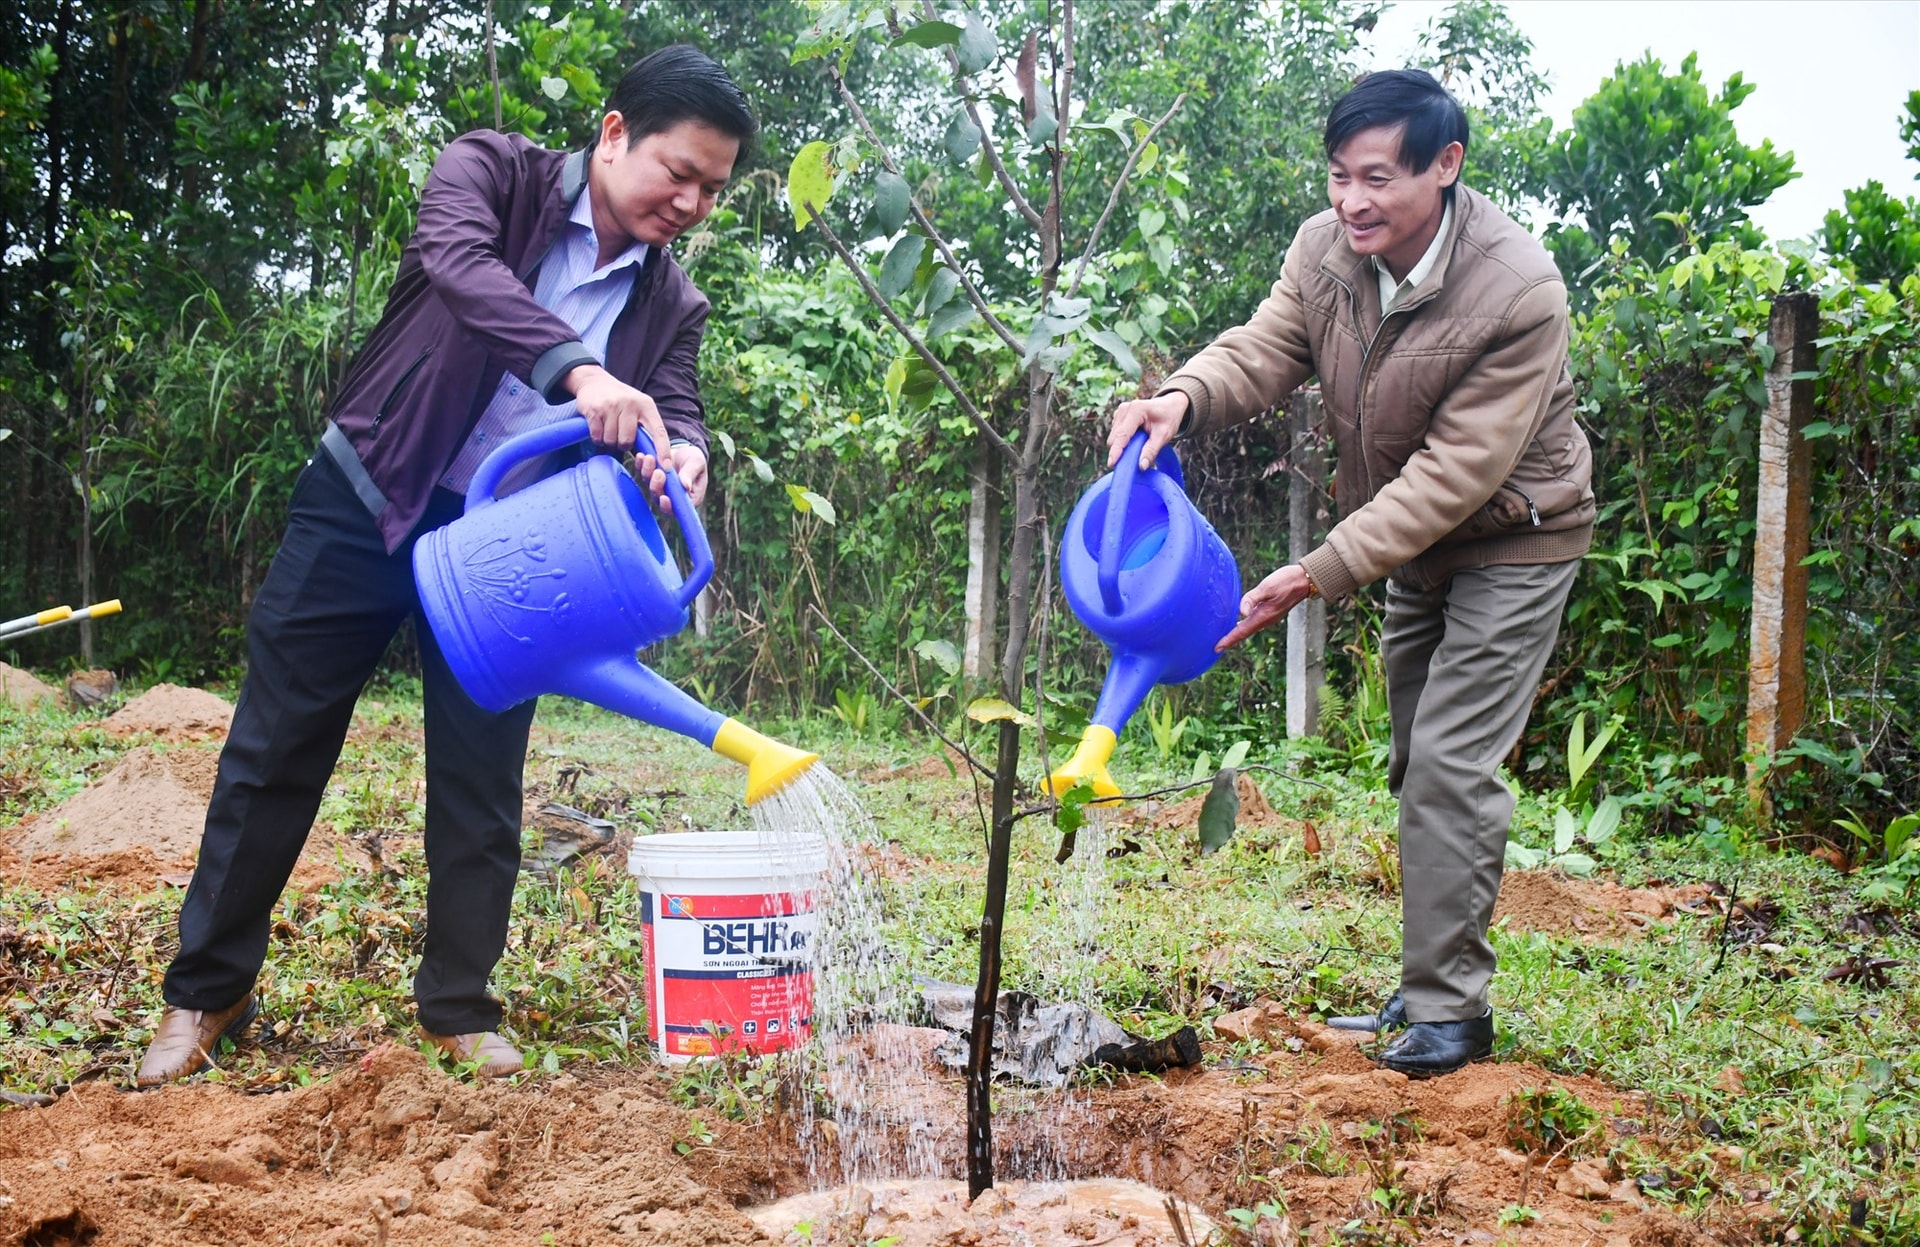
[1383,559,1579,1023]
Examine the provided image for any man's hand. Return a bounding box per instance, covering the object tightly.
[1216,564,1314,652]
[565,364,672,462]
[1107,391,1191,470]
[635,443,709,515]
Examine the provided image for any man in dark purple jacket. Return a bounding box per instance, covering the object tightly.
[138,45,756,1085]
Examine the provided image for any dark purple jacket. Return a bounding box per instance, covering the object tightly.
[321,130,712,552]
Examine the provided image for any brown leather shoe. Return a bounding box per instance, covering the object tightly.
[421,1029,525,1079]
[135,993,259,1087]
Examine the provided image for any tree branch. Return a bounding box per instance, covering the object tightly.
[806,207,1014,460]
[1067,92,1187,302]
[829,66,1029,355]
[805,602,996,784]
[920,0,1045,233]
[825,65,1025,359]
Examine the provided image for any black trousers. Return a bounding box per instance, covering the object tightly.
[162,451,538,1034]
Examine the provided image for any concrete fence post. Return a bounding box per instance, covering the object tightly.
[1745,291,1819,815]
[1287,390,1329,739]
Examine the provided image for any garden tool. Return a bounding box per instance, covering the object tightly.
[0,599,123,642]
[413,416,816,805]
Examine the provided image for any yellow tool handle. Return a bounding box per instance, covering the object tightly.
[1,605,72,634]
[0,599,124,641]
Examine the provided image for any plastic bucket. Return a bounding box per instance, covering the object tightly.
[626,830,829,1061]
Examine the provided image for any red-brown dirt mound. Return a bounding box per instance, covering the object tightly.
[0,1045,773,1247]
[1132,772,1289,832]
[1495,871,1718,942]
[14,746,220,867]
[0,662,58,710]
[2,745,361,892]
[0,1025,1749,1246]
[102,683,234,738]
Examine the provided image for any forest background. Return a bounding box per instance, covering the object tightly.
[2,0,1918,853]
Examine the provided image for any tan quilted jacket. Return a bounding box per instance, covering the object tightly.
[1160,184,1594,601]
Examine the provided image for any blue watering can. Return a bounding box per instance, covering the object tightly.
[1045,430,1240,800]
[413,416,817,805]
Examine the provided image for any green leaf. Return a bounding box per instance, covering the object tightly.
[787,141,836,230]
[967,697,1034,727]
[884,355,908,410]
[892,19,963,49]
[914,638,962,676]
[1552,852,1599,878]
[1220,739,1251,771]
[745,451,774,483]
[785,483,835,524]
[1026,110,1058,146]
[944,110,982,165]
[538,76,568,101]
[872,170,910,235]
[878,235,927,300]
[1197,768,1241,855]
[1053,780,1090,839]
[1137,205,1166,237]
[801,489,836,524]
[558,64,599,102]
[1084,328,1140,377]
[924,266,961,313]
[1505,843,1548,871]
[927,300,978,342]
[1553,806,1579,855]
[1585,795,1623,845]
[1567,713,1621,793]
[957,13,997,74]
[710,428,736,459]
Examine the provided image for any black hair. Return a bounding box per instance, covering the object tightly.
[604,44,758,157]
[1323,69,1468,173]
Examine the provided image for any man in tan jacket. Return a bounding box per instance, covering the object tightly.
[1109,69,1594,1077]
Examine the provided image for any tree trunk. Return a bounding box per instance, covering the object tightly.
[179,0,215,210]
[965,716,1021,1199]
[76,394,94,667]
[107,9,132,211]
[310,6,338,292]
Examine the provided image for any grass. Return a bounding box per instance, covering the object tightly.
[1,679,1916,1242]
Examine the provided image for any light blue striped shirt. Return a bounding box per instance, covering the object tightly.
[441,187,648,493]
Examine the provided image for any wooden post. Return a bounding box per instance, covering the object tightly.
[961,436,1002,681]
[1745,292,1818,814]
[1286,390,1328,739]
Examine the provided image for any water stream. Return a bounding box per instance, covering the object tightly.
[749,763,942,1182]
[737,767,1188,1239]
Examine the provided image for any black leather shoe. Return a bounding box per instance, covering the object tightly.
[1374,1011,1493,1078]
[1327,991,1407,1033]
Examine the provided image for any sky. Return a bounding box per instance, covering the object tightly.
[1366,0,1920,240]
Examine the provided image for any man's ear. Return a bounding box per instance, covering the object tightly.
[1436,140,1464,189]
[596,110,627,155]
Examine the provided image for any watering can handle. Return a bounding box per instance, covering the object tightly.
[1096,432,1150,615]
[464,415,714,610]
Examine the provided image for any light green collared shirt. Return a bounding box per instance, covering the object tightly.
[1374,198,1453,314]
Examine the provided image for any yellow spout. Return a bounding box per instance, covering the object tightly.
[711,718,820,805]
[1042,725,1123,804]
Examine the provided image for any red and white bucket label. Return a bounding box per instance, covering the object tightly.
[640,889,817,1059]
